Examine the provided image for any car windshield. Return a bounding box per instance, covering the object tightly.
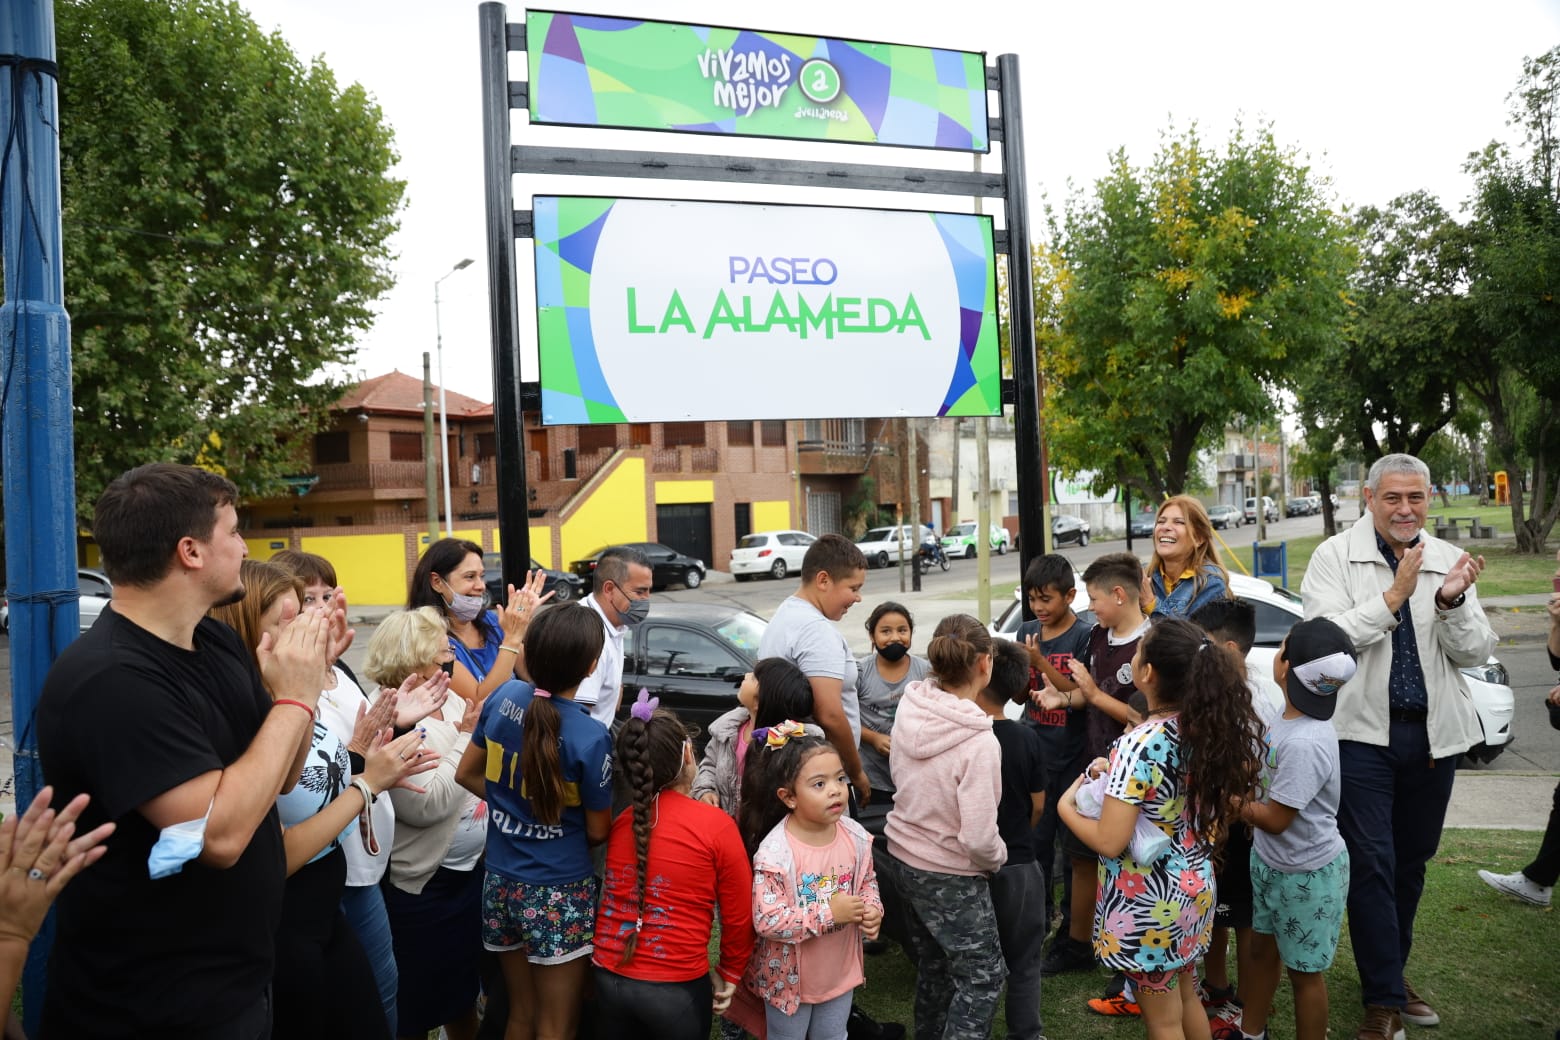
[737,535,767,549]
[715,612,767,653]
[859,528,894,543]
[949,523,974,537]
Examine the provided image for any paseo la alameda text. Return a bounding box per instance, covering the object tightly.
[622,255,932,340]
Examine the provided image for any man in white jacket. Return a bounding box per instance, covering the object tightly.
[1301,454,1494,1040]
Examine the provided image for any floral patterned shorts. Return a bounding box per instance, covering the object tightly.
[481,871,597,964]
[1124,963,1194,995]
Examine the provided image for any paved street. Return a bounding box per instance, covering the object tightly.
[0,505,1552,829]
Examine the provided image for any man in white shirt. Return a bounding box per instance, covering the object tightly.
[574,546,653,727]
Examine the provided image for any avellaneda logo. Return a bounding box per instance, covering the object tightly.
[798,59,841,103]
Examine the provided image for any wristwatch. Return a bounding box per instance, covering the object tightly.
[1435,590,1466,611]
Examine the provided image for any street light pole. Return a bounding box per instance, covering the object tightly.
[434,258,474,538]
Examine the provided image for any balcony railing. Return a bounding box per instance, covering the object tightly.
[313,461,429,492]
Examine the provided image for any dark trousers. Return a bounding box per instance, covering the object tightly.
[1336,722,1457,1008]
[989,860,1046,1040]
[592,967,712,1040]
[1524,778,1560,887]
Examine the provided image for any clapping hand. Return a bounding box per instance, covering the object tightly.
[348,692,398,757]
[1032,675,1068,712]
[1439,551,1485,604]
[360,728,439,795]
[0,787,113,947]
[394,670,451,728]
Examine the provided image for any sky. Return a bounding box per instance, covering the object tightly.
[237,0,1560,405]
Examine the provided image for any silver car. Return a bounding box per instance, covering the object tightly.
[1,567,114,634]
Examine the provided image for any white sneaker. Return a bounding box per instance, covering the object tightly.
[1477,868,1553,906]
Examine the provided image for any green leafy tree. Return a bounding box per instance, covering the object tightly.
[1463,47,1560,552]
[1339,193,1476,458]
[1039,122,1353,499]
[56,0,403,520]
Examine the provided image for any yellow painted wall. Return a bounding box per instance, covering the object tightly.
[752,500,792,532]
[301,533,408,605]
[561,458,648,565]
[493,527,555,568]
[410,528,485,554]
[245,537,290,561]
[83,544,101,568]
[654,480,715,505]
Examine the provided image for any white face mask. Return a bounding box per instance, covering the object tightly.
[437,578,485,623]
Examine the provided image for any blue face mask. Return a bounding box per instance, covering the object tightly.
[147,800,213,879]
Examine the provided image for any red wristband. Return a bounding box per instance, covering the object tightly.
[274,698,316,720]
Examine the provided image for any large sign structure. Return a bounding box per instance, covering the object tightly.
[534,196,1000,424]
[525,11,989,151]
[478,4,1045,591]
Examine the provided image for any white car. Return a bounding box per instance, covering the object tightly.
[990,572,1515,763]
[941,521,1011,559]
[730,529,816,581]
[1,568,114,634]
[853,524,922,570]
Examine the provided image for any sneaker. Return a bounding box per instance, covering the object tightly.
[1355,1005,1405,1040]
[1039,936,1095,977]
[1198,981,1236,1011]
[1087,992,1141,1017]
[1207,1000,1245,1038]
[1402,980,1440,1028]
[1477,868,1553,907]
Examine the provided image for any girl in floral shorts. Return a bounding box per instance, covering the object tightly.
[456,603,614,1040]
[1059,618,1262,1039]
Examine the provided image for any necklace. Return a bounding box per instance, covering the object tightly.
[1147,706,1178,718]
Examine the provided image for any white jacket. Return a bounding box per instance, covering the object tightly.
[1301,516,1495,759]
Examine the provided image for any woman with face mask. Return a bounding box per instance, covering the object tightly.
[408,537,547,706]
[855,601,931,811]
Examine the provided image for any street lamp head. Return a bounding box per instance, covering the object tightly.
[453,258,474,272]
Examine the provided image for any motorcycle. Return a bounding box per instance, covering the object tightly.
[916,539,950,574]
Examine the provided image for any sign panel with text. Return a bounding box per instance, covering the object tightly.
[526,10,989,152]
[534,196,1001,424]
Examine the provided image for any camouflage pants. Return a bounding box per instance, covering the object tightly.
[883,853,1007,1040]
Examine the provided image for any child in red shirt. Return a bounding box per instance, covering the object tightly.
[593,693,755,1039]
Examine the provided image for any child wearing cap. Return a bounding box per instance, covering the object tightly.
[1237,617,1359,1040]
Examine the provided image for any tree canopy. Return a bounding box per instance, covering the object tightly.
[56,0,404,520]
[1039,122,1353,499]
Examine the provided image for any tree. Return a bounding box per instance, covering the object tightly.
[1039,122,1353,499]
[55,0,403,520]
[1337,193,1476,459]
[1463,47,1560,552]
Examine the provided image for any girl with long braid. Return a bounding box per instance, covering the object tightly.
[592,694,755,1039]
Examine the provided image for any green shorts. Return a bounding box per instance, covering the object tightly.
[1249,846,1349,973]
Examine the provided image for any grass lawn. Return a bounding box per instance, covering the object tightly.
[848,828,1556,1040]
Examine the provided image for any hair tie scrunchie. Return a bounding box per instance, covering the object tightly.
[753,719,807,749]
[532,689,553,699]
[630,688,659,722]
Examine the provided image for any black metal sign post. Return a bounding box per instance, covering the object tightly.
[476,5,1047,592]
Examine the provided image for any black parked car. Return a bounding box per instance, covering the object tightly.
[483,553,582,606]
[1052,513,1091,547]
[569,542,707,591]
[615,603,767,744]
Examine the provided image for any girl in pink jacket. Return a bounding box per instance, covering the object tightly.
[738,724,883,1040]
[882,614,1008,1040]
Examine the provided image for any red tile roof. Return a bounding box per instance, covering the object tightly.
[335,370,493,419]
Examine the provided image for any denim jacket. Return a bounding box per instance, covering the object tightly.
[1149,563,1229,619]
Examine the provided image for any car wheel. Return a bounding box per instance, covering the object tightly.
[965,545,977,560]
[1079,532,1090,547]
[683,568,702,590]
[551,581,574,603]
[876,551,890,569]
[770,558,788,580]
[996,541,1006,555]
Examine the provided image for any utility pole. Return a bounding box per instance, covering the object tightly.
[423,353,439,538]
[976,416,991,622]
[908,418,922,593]
[2,2,79,1027]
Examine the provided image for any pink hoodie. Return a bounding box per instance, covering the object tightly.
[883,678,1006,876]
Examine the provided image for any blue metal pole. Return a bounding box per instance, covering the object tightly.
[1,0,79,1027]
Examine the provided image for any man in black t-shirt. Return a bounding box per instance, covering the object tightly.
[37,463,335,1039]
